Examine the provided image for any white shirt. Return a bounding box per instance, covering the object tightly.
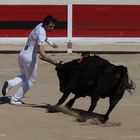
[26,23,46,48]
[21,23,54,57]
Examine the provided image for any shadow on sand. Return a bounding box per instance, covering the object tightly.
[0,96,10,104]
[20,103,103,120]
[0,100,121,127]
[29,104,121,127]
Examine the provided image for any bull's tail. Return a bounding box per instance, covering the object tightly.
[117,65,135,94]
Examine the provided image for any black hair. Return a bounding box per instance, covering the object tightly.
[43,15,57,26]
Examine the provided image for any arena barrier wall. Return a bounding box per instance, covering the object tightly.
[0,5,67,37]
[0,4,140,37]
[0,4,140,52]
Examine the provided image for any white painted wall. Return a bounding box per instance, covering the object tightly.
[0,0,140,5]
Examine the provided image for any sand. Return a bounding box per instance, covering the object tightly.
[0,52,140,140]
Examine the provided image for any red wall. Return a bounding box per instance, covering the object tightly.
[0,5,67,37]
[73,5,140,37]
[0,5,140,37]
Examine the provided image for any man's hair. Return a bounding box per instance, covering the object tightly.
[43,15,57,26]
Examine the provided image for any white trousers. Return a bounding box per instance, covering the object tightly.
[8,49,38,101]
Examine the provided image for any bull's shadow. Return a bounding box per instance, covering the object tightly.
[27,103,103,121]
[23,103,121,126]
[46,105,103,121]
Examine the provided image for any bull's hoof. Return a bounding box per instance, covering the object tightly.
[76,116,87,122]
[64,104,71,109]
[99,115,109,124]
[47,106,58,113]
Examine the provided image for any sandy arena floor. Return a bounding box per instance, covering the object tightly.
[0,52,140,140]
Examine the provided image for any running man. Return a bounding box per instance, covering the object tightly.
[2,15,59,105]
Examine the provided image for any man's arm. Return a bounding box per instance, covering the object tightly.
[38,44,58,65]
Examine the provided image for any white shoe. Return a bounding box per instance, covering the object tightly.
[10,99,23,105]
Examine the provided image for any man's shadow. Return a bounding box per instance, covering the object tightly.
[0,96,11,104]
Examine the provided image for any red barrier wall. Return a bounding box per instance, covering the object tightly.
[1,5,140,37]
[0,5,67,37]
[73,5,140,37]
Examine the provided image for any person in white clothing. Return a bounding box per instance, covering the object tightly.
[2,15,59,105]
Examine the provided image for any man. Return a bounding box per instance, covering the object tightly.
[2,15,59,105]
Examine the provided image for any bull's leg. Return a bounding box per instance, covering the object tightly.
[48,92,70,113]
[100,97,118,123]
[56,92,70,106]
[65,95,79,109]
[77,96,100,122]
[88,97,100,112]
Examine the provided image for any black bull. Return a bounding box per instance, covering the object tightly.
[48,54,135,123]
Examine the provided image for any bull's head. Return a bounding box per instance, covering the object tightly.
[55,63,68,92]
[55,59,79,93]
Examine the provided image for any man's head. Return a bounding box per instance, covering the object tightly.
[43,15,57,32]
